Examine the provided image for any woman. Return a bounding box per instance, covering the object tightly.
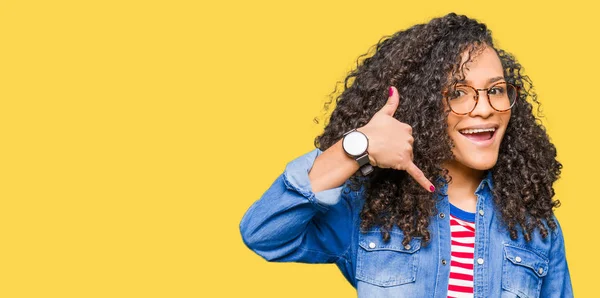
[239,13,573,297]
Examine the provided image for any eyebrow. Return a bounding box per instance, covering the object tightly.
[457,76,505,85]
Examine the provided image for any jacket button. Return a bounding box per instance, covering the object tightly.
[479,209,484,216]
[477,258,484,265]
[439,212,445,219]
[368,242,376,249]
[404,244,411,250]
[515,256,522,263]
[538,268,544,275]
[441,259,447,265]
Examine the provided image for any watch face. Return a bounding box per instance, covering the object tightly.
[343,131,368,156]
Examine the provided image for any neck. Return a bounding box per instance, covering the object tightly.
[442,160,485,213]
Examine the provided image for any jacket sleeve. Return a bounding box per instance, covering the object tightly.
[239,148,356,264]
[540,215,574,297]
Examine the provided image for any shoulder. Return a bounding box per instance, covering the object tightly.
[548,214,567,251]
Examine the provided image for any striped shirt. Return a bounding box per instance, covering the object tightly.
[447,204,476,298]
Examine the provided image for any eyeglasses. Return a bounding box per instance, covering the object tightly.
[443,82,519,115]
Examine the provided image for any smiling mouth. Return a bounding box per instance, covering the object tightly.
[459,127,496,142]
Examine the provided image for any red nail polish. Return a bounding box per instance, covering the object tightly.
[389,87,393,97]
[430,185,435,192]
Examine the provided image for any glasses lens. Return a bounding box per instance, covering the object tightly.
[447,85,476,114]
[489,83,518,111]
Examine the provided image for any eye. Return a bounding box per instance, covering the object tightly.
[489,86,506,95]
[447,89,468,100]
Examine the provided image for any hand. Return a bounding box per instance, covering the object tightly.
[357,86,435,192]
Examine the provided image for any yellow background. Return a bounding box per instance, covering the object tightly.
[1,0,597,297]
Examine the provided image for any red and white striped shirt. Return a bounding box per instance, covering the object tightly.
[447,204,476,298]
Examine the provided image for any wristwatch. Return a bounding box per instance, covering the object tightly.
[342,128,374,176]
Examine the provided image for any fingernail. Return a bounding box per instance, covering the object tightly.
[430,185,435,192]
[389,87,393,97]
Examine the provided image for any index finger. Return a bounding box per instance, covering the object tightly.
[405,162,435,193]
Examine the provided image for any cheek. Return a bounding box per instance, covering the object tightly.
[504,111,512,126]
[446,113,460,130]
[446,114,461,143]
[448,130,463,153]
[499,111,511,137]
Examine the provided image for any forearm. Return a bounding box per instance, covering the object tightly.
[240,149,350,263]
[240,175,324,261]
[309,138,360,193]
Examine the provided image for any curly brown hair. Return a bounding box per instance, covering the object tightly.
[313,13,562,246]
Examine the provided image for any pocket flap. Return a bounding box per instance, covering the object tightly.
[359,231,421,253]
[503,244,549,277]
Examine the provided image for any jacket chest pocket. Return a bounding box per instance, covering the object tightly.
[501,244,549,298]
[355,230,421,287]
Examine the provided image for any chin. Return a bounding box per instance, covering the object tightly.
[466,160,497,171]
[457,154,498,171]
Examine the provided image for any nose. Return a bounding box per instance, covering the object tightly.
[469,90,494,118]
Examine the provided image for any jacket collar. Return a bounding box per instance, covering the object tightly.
[477,170,494,194]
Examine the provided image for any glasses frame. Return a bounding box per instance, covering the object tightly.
[443,81,520,115]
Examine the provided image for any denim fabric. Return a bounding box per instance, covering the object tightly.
[240,148,574,297]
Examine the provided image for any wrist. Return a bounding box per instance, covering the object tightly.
[355,126,376,166]
[342,127,374,174]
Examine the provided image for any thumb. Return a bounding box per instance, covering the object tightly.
[380,86,400,116]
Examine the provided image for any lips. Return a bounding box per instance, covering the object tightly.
[459,127,497,142]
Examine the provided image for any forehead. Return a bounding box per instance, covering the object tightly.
[458,46,504,85]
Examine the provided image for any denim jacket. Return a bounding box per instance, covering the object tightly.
[240,148,573,297]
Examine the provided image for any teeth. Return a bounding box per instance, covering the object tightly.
[460,128,496,134]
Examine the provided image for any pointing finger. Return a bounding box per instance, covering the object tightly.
[405,161,435,193]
